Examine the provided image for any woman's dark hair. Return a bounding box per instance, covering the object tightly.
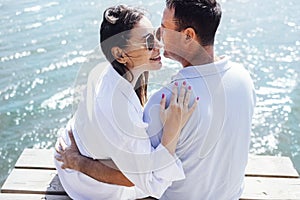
[100,5,148,106]
[166,0,222,46]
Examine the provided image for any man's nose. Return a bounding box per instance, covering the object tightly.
[153,26,164,50]
[154,37,164,50]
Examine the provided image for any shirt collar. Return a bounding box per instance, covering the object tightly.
[107,65,134,95]
[107,65,143,111]
[171,56,231,81]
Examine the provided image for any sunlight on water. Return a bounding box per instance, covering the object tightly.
[0,0,299,186]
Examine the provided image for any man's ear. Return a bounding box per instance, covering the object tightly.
[183,27,197,42]
[111,47,127,64]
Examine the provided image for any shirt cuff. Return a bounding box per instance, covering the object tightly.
[153,144,185,182]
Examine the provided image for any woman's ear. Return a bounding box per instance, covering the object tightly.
[111,47,127,64]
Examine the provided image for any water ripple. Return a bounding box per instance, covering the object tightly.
[1,0,300,186]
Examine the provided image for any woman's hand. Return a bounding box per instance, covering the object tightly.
[55,130,82,171]
[160,81,199,154]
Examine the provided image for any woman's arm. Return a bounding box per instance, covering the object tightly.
[55,82,198,187]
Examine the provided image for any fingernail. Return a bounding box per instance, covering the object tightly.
[175,82,178,86]
[162,93,165,99]
[183,81,186,85]
[196,97,200,101]
[188,86,192,90]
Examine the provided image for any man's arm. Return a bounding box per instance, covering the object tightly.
[55,130,134,187]
[55,84,196,198]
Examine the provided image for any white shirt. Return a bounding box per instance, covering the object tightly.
[144,56,256,200]
[55,65,185,200]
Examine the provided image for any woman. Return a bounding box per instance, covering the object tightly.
[55,5,198,200]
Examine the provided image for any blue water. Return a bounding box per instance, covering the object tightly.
[0,0,299,186]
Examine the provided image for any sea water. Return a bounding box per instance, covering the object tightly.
[0,0,299,186]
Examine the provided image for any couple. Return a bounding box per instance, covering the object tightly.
[55,0,256,199]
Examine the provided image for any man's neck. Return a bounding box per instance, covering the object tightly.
[182,45,216,67]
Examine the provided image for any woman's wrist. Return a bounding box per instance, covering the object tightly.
[161,130,180,155]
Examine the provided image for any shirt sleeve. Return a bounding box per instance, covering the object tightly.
[94,93,185,199]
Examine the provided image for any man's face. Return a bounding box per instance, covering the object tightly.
[161,7,185,62]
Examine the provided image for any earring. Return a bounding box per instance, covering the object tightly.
[124,62,127,66]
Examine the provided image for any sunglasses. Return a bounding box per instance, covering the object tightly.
[145,27,161,51]
[124,27,162,51]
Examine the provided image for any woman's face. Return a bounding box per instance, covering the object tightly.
[124,17,162,71]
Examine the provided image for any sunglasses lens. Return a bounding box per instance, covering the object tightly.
[146,34,154,51]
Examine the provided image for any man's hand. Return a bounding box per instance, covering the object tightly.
[55,130,81,171]
[54,130,134,187]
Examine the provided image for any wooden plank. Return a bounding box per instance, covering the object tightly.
[1,148,300,200]
[246,155,299,178]
[0,193,71,200]
[1,169,66,195]
[15,149,299,178]
[240,176,300,200]
[15,148,55,170]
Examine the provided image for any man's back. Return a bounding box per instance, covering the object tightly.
[144,57,256,199]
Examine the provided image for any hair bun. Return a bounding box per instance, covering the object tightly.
[104,8,119,24]
[210,0,217,6]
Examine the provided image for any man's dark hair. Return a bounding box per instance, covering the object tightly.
[166,0,222,46]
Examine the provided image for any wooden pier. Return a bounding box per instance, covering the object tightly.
[1,148,300,199]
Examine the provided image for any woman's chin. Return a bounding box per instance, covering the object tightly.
[149,61,162,71]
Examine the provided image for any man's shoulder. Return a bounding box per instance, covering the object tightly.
[227,60,249,73]
[146,84,173,106]
[226,60,254,83]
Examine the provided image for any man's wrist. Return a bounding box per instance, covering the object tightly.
[75,154,85,172]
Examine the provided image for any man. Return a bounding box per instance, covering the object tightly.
[56,0,256,199]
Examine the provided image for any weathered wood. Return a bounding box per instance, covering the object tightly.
[2,149,300,200]
[246,155,299,178]
[0,193,71,200]
[1,169,66,195]
[15,148,300,178]
[15,148,55,170]
[240,176,300,200]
